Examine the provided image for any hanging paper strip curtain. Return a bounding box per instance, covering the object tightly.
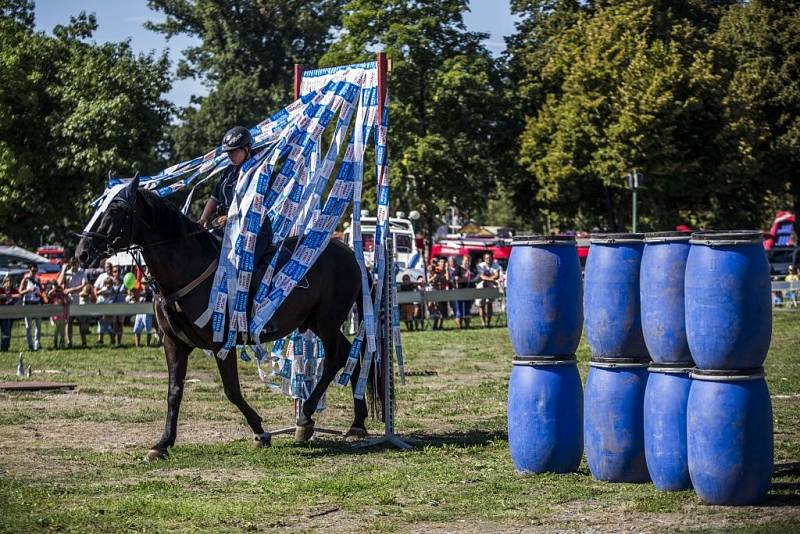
[85,60,400,400]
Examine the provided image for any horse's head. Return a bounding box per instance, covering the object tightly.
[76,176,141,268]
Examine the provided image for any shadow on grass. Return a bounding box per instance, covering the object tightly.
[287,428,507,457]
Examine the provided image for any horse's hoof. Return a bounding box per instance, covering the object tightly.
[344,426,368,441]
[294,422,315,444]
[252,434,271,449]
[144,449,168,462]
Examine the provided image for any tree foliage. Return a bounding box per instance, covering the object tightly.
[0,1,172,248]
[146,0,343,159]
[321,0,504,241]
[510,0,797,231]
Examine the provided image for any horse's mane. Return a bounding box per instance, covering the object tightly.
[137,188,214,248]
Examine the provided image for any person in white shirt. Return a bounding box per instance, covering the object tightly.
[476,252,502,328]
[59,257,89,347]
[18,263,43,350]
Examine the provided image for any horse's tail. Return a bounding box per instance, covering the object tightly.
[356,272,385,422]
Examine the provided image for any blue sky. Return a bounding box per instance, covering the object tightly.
[34,0,517,109]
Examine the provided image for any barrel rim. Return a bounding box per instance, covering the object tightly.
[690,367,765,381]
[512,358,578,367]
[513,355,576,364]
[591,356,650,364]
[512,235,576,246]
[644,231,692,243]
[589,360,651,369]
[648,362,694,374]
[590,232,644,244]
[690,230,763,245]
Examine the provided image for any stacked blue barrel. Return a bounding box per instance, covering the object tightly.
[583,233,650,482]
[507,235,583,473]
[685,231,773,505]
[640,231,693,491]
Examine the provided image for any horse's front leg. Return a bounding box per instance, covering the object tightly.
[146,334,191,461]
[216,348,271,447]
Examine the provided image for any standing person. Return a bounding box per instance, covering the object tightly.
[446,256,465,329]
[96,277,116,345]
[132,279,156,347]
[19,263,43,350]
[46,283,68,349]
[58,257,88,348]
[414,275,427,331]
[93,261,114,292]
[0,276,18,351]
[476,252,502,328]
[111,267,126,346]
[428,258,448,330]
[786,265,800,307]
[398,274,417,331]
[459,255,475,329]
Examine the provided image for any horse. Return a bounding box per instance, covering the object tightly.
[76,176,374,461]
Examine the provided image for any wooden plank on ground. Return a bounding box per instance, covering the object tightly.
[0,381,77,391]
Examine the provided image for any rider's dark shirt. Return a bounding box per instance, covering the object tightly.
[211,164,241,215]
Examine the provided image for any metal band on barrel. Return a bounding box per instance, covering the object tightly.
[690,230,763,246]
[512,235,576,247]
[690,368,765,381]
[590,233,645,244]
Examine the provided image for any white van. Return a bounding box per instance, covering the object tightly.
[343,214,423,279]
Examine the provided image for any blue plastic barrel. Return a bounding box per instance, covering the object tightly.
[508,357,583,473]
[584,360,650,482]
[507,236,583,357]
[641,232,692,364]
[688,369,773,505]
[584,234,649,360]
[685,231,771,370]
[644,364,693,491]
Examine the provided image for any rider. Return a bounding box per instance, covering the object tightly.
[199,125,274,257]
[199,126,252,235]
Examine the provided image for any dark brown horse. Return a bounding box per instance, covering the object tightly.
[76,177,373,460]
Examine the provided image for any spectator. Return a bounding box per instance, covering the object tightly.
[398,274,416,331]
[414,275,426,331]
[459,255,475,329]
[46,283,68,349]
[132,279,157,347]
[446,256,466,329]
[476,252,502,328]
[428,258,448,330]
[93,261,114,291]
[786,265,799,307]
[59,257,89,348]
[18,263,43,351]
[96,277,116,345]
[0,276,18,352]
[110,267,127,346]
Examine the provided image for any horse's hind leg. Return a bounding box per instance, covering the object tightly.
[295,330,353,443]
[146,334,190,461]
[215,349,270,447]
[346,359,370,439]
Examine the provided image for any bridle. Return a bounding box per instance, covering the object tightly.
[79,198,209,260]
[78,197,214,297]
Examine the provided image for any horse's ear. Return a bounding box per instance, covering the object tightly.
[124,173,140,204]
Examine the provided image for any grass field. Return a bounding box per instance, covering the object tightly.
[0,313,798,532]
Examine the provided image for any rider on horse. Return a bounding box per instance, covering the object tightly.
[199,125,274,255]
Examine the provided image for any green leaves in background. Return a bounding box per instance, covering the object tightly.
[0,0,171,248]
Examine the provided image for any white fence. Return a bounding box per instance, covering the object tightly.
[2,281,794,320]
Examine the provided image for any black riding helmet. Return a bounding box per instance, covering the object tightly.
[221,126,253,152]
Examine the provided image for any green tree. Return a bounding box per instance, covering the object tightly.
[713,0,800,223]
[499,0,585,229]
[517,1,729,231]
[321,0,504,242]
[146,0,343,159]
[0,2,172,248]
